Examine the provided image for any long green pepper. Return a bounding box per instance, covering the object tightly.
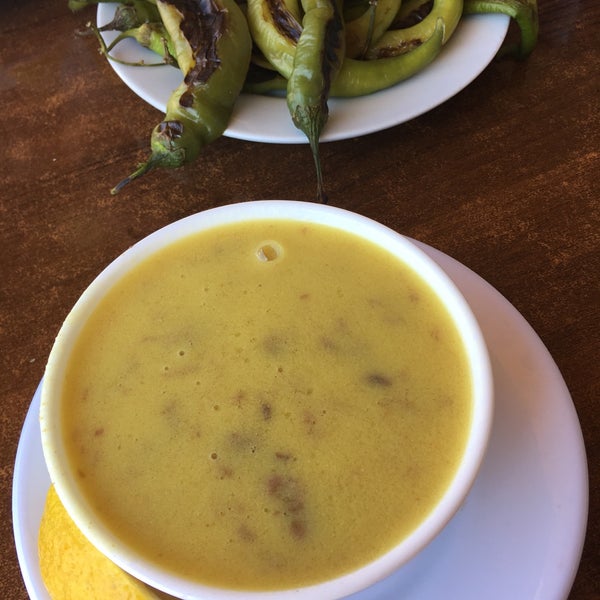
[344,0,403,59]
[287,0,345,203]
[332,17,446,95]
[112,0,252,193]
[245,13,447,98]
[366,0,463,59]
[463,0,538,59]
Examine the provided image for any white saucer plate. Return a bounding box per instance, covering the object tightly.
[96,4,509,143]
[12,243,588,600]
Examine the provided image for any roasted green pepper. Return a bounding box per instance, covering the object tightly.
[344,0,403,58]
[245,6,447,98]
[112,0,252,193]
[247,0,302,79]
[286,0,345,203]
[366,0,463,59]
[332,17,446,95]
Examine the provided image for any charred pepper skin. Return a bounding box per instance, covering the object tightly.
[366,0,463,59]
[112,0,252,193]
[247,0,302,79]
[332,17,445,96]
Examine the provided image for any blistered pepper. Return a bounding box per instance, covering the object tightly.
[112,0,252,193]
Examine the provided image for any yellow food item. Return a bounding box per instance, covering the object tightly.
[61,220,472,590]
[38,484,174,599]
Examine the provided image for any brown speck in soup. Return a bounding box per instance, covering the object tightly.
[228,431,258,454]
[303,410,317,434]
[94,427,105,436]
[261,402,272,420]
[231,390,246,408]
[218,464,234,480]
[160,399,182,429]
[275,451,293,461]
[267,474,305,513]
[320,336,337,351]
[366,373,392,387]
[290,519,307,539]
[263,334,286,356]
[267,474,283,495]
[237,524,257,542]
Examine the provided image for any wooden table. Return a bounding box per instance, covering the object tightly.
[1,1,597,598]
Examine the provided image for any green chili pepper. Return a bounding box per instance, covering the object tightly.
[247,0,302,78]
[287,0,345,203]
[280,0,303,21]
[243,66,288,94]
[463,0,538,59]
[345,0,402,59]
[343,0,372,22]
[112,0,252,193]
[366,0,462,59]
[332,16,446,95]
[244,12,446,98]
[250,48,281,71]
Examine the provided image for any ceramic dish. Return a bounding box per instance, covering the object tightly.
[96,4,509,143]
[38,201,493,599]
[13,241,588,600]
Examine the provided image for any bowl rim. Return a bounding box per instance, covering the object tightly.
[40,200,493,600]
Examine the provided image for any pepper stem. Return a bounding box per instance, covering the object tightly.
[88,22,174,67]
[111,157,156,195]
[292,104,329,204]
[309,136,328,204]
[360,0,378,59]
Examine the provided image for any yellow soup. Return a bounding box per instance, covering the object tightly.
[62,220,472,590]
